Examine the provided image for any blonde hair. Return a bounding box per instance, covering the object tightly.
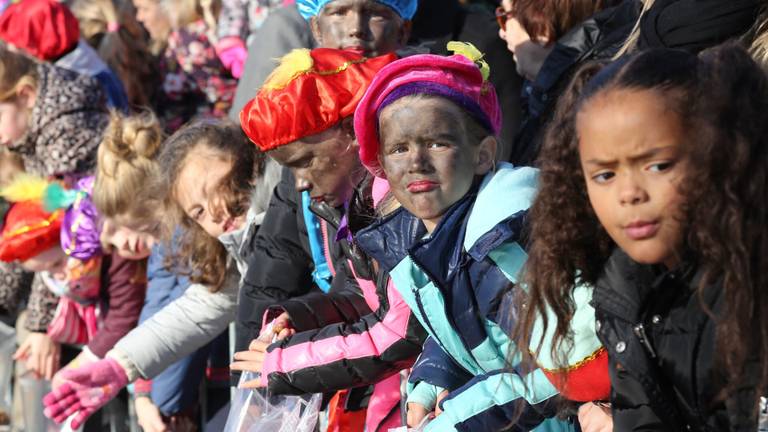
[160,0,221,34]
[0,44,39,102]
[70,0,120,46]
[93,111,164,223]
[613,0,656,59]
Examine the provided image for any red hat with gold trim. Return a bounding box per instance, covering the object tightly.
[0,174,63,262]
[239,48,398,152]
[0,201,62,262]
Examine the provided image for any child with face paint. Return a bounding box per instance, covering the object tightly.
[299,0,414,56]
[518,45,768,431]
[351,46,574,431]
[232,49,424,430]
[235,48,427,431]
[229,0,415,120]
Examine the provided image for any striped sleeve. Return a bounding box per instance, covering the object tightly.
[424,368,573,432]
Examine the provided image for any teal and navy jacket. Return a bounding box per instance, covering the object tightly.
[356,164,573,432]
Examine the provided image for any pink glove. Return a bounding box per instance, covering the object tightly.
[42,357,128,429]
[216,37,247,78]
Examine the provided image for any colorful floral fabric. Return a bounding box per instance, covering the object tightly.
[159,20,237,132]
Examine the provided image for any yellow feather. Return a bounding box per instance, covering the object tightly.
[447,41,491,82]
[0,173,49,203]
[262,49,315,91]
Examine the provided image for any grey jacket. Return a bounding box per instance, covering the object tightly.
[228,4,315,121]
[108,160,282,380]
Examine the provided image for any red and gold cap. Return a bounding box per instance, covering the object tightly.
[239,48,398,152]
[0,201,62,262]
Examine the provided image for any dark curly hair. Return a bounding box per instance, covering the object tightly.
[157,119,265,291]
[513,44,768,401]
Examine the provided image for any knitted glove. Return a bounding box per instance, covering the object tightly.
[42,357,128,429]
[216,37,248,78]
[51,347,99,390]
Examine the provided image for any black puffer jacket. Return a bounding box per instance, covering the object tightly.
[592,249,759,431]
[237,168,372,353]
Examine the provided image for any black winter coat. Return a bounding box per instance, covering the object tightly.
[236,168,372,353]
[511,0,640,166]
[592,250,759,431]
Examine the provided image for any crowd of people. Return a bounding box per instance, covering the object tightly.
[0,0,766,431]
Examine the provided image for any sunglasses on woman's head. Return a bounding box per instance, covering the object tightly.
[495,6,515,29]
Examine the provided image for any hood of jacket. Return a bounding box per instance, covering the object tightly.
[218,158,283,275]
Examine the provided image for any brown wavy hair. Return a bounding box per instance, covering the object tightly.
[513,44,768,401]
[157,119,265,291]
[513,0,622,42]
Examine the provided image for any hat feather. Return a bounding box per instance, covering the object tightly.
[263,49,314,91]
[447,41,490,81]
[0,173,49,203]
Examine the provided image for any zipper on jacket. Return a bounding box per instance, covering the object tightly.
[408,256,445,350]
[633,323,657,359]
[409,254,486,371]
[320,220,336,277]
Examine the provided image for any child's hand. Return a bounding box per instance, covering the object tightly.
[230,339,267,387]
[14,331,61,380]
[135,396,168,432]
[265,312,293,339]
[434,389,448,416]
[407,402,430,427]
[53,348,98,389]
[231,315,296,388]
[406,385,448,427]
[578,402,613,432]
[42,357,129,429]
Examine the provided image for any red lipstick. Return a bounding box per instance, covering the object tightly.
[407,180,439,193]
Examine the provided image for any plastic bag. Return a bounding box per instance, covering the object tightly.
[223,371,322,432]
[388,416,431,432]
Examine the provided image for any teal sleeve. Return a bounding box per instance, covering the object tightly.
[407,381,444,410]
[423,368,570,432]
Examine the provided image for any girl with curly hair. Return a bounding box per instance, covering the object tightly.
[515,44,768,431]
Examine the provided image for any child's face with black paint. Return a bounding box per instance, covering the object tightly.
[310,0,411,57]
[578,88,688,268]
[268,121,366,208]
[378,96,496,232]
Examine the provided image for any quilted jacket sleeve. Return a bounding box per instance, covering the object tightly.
[407,337,472,392]
[424,368,566,432]
[259,276,427,395]
[271,258,374,332]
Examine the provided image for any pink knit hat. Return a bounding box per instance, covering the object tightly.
[354,42,501,177]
